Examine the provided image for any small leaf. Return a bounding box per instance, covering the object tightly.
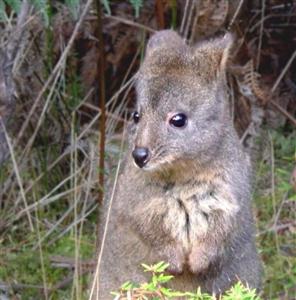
[110,292,121,299]
[120,281,134,290]
[142,281,156,291]
[128,0,143,18]
[223,282,261,300]
[154,261,170,273]
[141,263,152,271]
[161,287,186,297]
[157,273,174,283]
[152,274,158,287]
[101,0,111,15]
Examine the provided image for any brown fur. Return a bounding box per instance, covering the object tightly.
[95,30,262,299]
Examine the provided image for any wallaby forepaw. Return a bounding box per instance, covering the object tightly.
[160,244,185,275]
[166,261,184,275]
[188,257,210,274]
[188,247,211,274]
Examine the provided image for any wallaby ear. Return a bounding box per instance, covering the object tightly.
[146,30,185,56]
[195,33,234,72]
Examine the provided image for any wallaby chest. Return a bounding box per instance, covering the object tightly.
[118,175,216,250]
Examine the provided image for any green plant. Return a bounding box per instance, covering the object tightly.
[102,0,111,15]
[129,0,143,18]
[101,0,143,18]
[0,0,20,21]
[112,262,261,300]
[31,0,52,27]
[2,0,21,13]
[65,0,80,19]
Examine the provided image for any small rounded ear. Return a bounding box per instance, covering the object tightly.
[195,33,234,71]
[146,30,185,56]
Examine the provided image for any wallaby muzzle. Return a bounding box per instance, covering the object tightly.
[132,147,150,168]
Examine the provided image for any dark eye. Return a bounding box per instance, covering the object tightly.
[169,113,188,128]
[132,111,140,124]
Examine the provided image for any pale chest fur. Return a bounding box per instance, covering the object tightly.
[119,173,239,254]
[163,181,238,250]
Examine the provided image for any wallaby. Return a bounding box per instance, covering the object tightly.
[94,30,262,299]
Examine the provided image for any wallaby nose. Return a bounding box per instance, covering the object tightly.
[132,147,150,168]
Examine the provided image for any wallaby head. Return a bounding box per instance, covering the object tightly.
[131,30,234,172]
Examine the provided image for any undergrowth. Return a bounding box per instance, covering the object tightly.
[112,262,261,300]
[254,129,296,299]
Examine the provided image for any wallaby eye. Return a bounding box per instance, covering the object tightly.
[132,111,140,124]
[169,113,187,128]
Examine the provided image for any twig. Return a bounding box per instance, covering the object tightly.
[269,131,280,254]
[273,192,289,230]
[96,0,106,205]
[155,0,165,29]
[189,0,200,44]
[256,0,265,70]
[50,256,95,270]
[180,0,191,36]
[269,99,296,127]
[264,49,296,127]
[81,103,127,123]
[271,49,296,94]
[183,0,195,40]
[70,114,79,300]
[102,15,156,33]
[257,222,295,236]
[228,0,245,29]
[0,118,34,232]
[7,0,31,64]
[89,123,127,299]
[89,157,122,299]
